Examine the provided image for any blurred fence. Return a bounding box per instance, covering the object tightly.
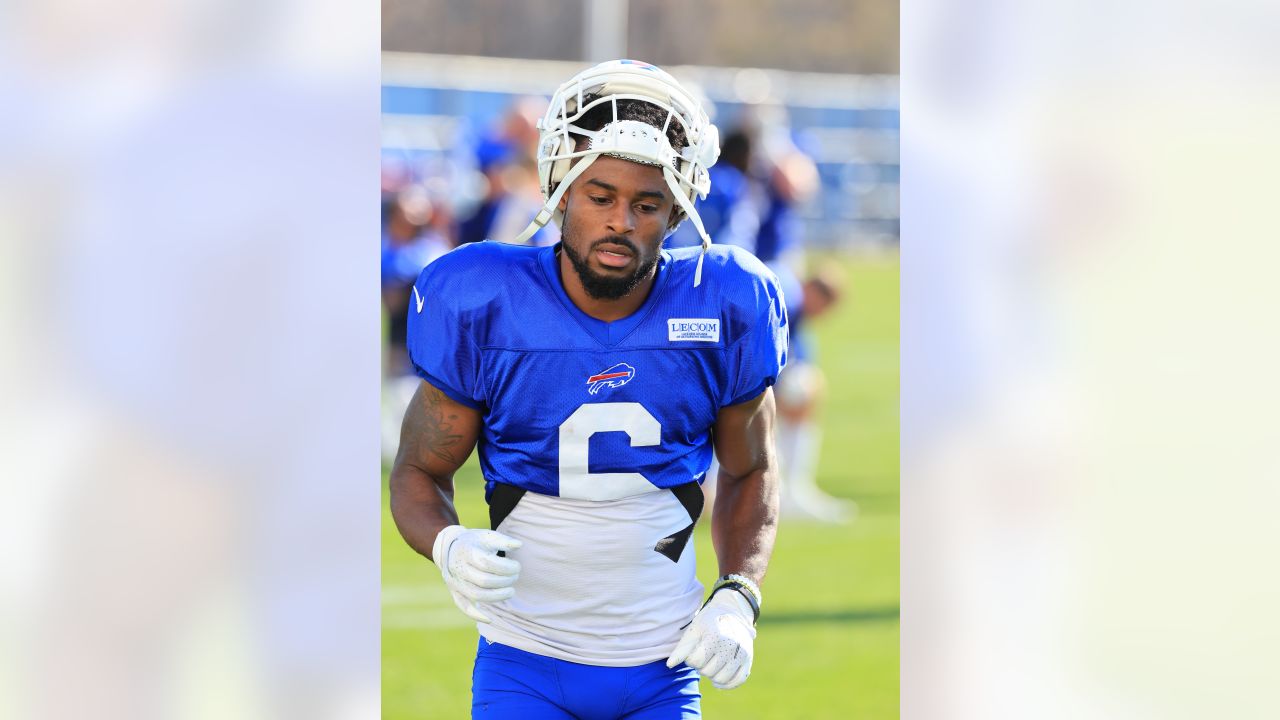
[382,52,899,249]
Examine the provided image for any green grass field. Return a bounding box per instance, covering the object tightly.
[383,250,899,718]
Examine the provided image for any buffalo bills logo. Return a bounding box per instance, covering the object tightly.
[586,363,636,395]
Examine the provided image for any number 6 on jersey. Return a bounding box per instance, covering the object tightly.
[558,402,661,500]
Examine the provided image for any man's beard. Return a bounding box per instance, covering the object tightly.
[561,235,659,301]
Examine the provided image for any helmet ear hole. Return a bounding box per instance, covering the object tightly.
[698,125,721,167]
[666,158,691,230]
[549,155,572,186]
[542,134,575,198]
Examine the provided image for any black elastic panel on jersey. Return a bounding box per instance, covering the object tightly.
[654,482,704,563]
[489,483,527,556]
[670,481,704,524]
[655,523,695,563]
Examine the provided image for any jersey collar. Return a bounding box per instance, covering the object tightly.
[539,243,671,347]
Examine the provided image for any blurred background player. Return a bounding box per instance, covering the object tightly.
[457,97,558,247]
[382,186,451,371]
[750,117,854,523]
[381,186,450,462]
[774,269,855,522]
[383,97,557,462]
[665,128,761,252]
[670,100,851,522]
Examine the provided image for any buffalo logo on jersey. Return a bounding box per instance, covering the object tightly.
[586,363,636,395]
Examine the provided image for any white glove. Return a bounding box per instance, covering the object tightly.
[666,588,757,689]
[431,525,522,623]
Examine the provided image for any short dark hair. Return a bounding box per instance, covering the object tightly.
[572,93,689,153]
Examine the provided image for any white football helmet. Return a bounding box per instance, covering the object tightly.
[514,59,721,285]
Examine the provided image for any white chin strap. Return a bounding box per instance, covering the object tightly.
[513,152,600,246]
[516,155,712,288]
[662,166,711,286]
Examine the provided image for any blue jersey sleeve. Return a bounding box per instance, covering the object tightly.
[405,247,488,409]
[721,255,790,407]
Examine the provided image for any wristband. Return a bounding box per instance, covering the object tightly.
[714,573,762,608]
[710,574,763,624]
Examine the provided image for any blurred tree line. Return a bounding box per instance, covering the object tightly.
[383,0,898,74]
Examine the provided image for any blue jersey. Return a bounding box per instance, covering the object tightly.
[406,241,788,501]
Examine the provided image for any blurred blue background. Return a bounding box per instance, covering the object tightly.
[381,54,899,251]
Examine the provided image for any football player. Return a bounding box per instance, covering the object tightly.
[390,59,787,719]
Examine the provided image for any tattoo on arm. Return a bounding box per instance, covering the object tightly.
[391,380,479,560]
[417,384,464,465]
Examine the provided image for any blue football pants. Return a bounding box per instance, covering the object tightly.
[471,638,701,719]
